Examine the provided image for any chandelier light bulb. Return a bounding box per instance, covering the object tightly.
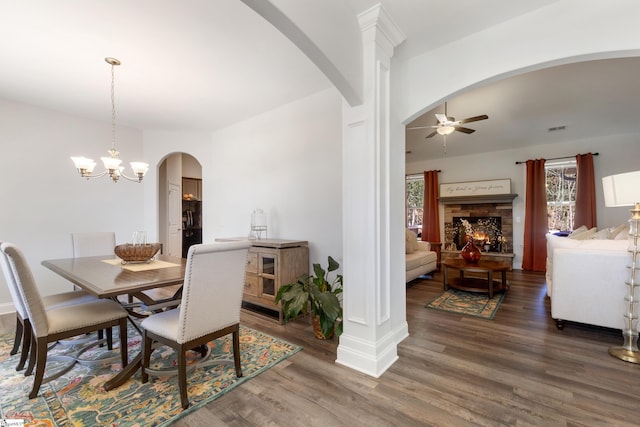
[101,155,123,171]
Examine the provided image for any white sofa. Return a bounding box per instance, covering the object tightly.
[405,229,437,283]
[546,234,629,330]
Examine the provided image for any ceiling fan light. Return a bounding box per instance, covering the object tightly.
[437,125,455,136]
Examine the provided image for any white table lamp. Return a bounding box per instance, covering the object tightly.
[602,170,640,363]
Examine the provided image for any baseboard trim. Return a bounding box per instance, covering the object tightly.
[336,330,399,377]
[0,302,15,316]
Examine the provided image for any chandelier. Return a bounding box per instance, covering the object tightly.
[71,57,148,183]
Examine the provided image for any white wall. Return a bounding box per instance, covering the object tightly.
[208,88,343,266]
[406,134,640,268]
[142,88,343,268]
[0,99,145,313]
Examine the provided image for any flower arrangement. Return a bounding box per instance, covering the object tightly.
[461,219,473,236]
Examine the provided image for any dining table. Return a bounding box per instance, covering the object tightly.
[41,254,187,391]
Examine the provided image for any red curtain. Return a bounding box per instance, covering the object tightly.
[421,170,441,243]
[522,159,547,272]
[574,153,597,229]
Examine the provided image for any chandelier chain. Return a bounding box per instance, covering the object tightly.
[111,61,116,152]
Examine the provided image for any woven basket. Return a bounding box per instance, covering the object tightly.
[114,243,161,264]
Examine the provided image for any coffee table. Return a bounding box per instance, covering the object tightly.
[441,258,511,299]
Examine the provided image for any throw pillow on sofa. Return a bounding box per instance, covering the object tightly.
[405,229,417,254]
[609,224,628,239]
[571,225,588,235]
[592,228,610,239]
[615,226,630,239]
[568,227,596,240]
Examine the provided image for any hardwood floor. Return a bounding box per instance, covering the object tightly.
[172,269,640,426]
[1,269,634,425]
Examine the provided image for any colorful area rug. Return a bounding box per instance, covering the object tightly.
[0,325,301,426]
[426,289,505,319]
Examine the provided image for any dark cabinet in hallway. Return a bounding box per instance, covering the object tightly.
[182,178,202,258]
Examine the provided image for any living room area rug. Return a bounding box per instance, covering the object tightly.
[0,325,301,426]
[426,289,505,319]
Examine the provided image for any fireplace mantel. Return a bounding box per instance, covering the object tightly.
[439,193,518,205]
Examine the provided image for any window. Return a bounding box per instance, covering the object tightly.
[545,160,577,232]
[406,175,424,233]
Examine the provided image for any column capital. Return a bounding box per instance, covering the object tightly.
[358,4,406,55]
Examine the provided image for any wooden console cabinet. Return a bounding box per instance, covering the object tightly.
[242,239,309,323]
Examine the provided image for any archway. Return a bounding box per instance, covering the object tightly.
[158,153,202,258]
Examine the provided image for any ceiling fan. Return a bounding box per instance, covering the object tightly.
[408,102,489,138]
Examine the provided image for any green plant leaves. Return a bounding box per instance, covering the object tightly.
[327,256,339,272]
[276,256,344,338]
[314,291,341,321]
[276,280,309,320]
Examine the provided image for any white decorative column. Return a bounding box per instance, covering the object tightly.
[336,4,406,377]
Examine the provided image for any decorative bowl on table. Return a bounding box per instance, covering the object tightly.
[114,243,161,264]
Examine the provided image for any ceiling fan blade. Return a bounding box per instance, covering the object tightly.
[458,114,488,124]
[425,131,438,139]
[435,113,448,124]
[408,121,440,130]
[455,126,476,134]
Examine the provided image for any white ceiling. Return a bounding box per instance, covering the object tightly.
[0,0,331,131]
[2,1,639,162]
[345,0,560,61]
[405,57,640,160]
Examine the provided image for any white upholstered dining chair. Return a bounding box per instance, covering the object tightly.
[71,231,122,303]
[1,242,129,399]
[141,241,251,409]
[71,231,116,257]
[0,241,99,372]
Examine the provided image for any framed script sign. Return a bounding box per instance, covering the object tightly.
[440,179,511,198]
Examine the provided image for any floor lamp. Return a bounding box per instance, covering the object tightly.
[602,170,640,363]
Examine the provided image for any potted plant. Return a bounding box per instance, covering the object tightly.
[275,256,343,339]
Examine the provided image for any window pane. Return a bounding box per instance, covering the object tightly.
[545,162,576,231]
[406,177,424,229]
[407,207,423,228]
[406,179,424,208]
[547,204,575,232]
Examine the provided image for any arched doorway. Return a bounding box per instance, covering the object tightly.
[158,153,202,258]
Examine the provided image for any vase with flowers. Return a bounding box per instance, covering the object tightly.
[460,219,481,263]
